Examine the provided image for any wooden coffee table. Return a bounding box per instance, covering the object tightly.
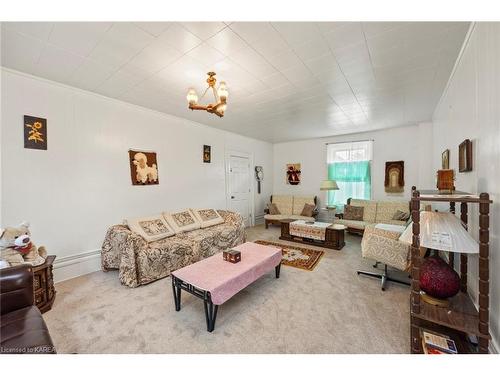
[279,219,346,250]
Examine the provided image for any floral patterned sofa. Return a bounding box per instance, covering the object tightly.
[101,210,245,287]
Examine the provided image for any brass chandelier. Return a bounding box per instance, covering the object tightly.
[186,72,228,118]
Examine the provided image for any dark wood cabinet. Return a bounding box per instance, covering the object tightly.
[33,255,56,313]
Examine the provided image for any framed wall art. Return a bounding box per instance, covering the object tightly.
[458,139,472,172]
[24,115,47,150]
[129,150,159,185]
[203,145,211,163]
[384,160,404,193]
[441,149,450,169]
[286,163,301,185]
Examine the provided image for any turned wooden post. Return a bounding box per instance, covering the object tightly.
[478,193,490,353]
[410,188,421,353]
[449,202,456,267]
[460,202,468,293]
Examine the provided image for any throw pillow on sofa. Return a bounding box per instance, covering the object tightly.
[344,205,364,221]
[126,215,175,242]
[300,203,315,217]
[268,203,281,215]
[163,210,201,233]
[392,210,410,221]
[191,208,224,228]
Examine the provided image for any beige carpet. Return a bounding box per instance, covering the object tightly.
[44,224,410,353]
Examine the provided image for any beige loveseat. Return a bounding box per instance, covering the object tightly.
[264,195,317,228]
[335,198,410,234]
[101,210,245,287]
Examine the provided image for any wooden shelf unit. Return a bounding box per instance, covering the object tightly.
[410,188,492,354]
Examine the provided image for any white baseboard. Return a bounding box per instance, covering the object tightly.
[255,214,265,225]
[53,249,101,283]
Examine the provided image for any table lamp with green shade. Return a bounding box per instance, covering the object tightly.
[320,179,339,210]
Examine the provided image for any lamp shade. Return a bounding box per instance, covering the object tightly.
[320,180,339,191]
[399,211,478,254]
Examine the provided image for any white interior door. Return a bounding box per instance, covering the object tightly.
[227,154,252,227]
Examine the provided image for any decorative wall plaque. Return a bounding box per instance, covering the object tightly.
[24,115,47,150]
[286,163,301,185]
[203,145,211,163]
[129,150,159,185]
[385,161,404,193]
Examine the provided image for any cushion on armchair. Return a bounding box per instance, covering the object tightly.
[268,203,281,215]
[125,215,175,242]
[344,205,364,221]
[300,203,315,217]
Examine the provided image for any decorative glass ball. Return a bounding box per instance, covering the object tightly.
[420,255,461,299]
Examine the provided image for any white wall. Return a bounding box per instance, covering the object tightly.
[432,22,500,352]
[0,69,273,281]
[272,123,433,207]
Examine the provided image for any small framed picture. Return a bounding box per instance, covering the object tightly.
[203,145,211,163]
[441,149,450,169]
[458,139,472,172]
[24,115,47,150]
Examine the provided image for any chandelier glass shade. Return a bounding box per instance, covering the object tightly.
[186,72,228,118]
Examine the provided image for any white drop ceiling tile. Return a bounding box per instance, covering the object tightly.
[67,58,115,91]
[315,22,353,34]
[96,71,140,99]
[134,22,171,37]
[293,38,331,62]
[127,42,182,75]
[33,44,85,82]
[361,22,406,38]
[181,22,227,41]
[271,22,319,46]
[323,23,365,51]
[365,27,405,53]
[260,72,290,88]
[245,61,277,78]
[155,24,202,54]
[0,28,44,73]
[161,55,208,84]
[228,22,274,44]
[281,64,315,83]
[89,23,155,69]
[186,43,226,68]
[206,28,247,55]
[251,32,289,58]
[2,22,54,41]
[265,49,303,71]
[48,22,112,57]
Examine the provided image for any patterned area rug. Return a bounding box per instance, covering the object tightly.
[254,240,324,271]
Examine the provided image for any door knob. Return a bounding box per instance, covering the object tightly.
[231,196,235,199]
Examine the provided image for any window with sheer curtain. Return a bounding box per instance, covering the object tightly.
[327,140,373,209]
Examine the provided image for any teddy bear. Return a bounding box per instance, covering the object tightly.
[0,222,47,268]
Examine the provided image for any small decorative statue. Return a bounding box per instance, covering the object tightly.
[0,222,47,268]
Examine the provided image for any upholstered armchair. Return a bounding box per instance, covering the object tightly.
[357,224,411,290]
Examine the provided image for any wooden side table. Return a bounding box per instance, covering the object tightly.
[33,255,56,313]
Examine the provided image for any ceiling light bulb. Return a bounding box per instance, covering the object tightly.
[217,81,228,100]
[186,88,198,105]
[219,104,227,113]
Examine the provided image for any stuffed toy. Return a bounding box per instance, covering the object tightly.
[0,222,47,268]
